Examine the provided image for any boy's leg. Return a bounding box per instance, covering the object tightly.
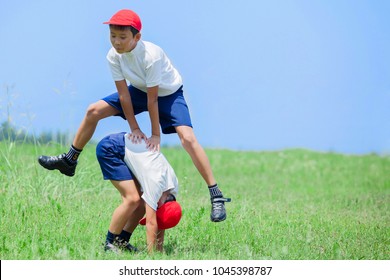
[120,203,145,252]
[73,100,120,149]
[175,125,231,222]
[95,132,142,252]
[123,178,145,233]
[105,179,143,253]
[175,126,215,185]
[38,100,119,176]
[121,179,145,252]
[108,180,142,234]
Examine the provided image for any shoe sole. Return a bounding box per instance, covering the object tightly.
[104,247,121,254]
[59,170,75,177]
[211,214,226,222]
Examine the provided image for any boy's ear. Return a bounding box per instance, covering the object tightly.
[135,33,141,42]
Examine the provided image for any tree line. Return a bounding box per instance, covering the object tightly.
[0,121,73,145]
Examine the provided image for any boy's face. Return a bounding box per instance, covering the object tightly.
[109,27,140,54]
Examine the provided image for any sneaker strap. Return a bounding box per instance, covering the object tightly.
[211,197,231,203]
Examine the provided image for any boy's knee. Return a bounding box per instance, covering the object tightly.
[123,195,141,207]
[86,103,103,121]
[180,132,197,148]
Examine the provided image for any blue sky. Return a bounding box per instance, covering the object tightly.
[1,0,389,154]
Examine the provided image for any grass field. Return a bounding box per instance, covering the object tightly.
[0,141,389,260]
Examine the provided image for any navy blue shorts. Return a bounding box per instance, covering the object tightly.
[102,85,192,134]
[96,132,133,181]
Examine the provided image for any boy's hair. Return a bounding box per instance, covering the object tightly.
[109,24,140,36]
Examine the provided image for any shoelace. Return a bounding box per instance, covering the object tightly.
[47,154,65,160]
[48,156,60,160]
[212,202,225,211]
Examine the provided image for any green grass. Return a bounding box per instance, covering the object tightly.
[0,141,389,260]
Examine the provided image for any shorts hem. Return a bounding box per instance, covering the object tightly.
[103,176,133,181]
[162,124,193,134]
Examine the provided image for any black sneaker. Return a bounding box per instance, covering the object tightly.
[103,240,138,253]
[38,154,77,177]
[122,241,138,253]
[210,197,231,222]
[104,242,121,254]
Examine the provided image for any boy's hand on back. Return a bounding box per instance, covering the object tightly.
[146,135,160,152]
[129,129,147,144]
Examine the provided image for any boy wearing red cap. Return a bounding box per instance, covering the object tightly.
[38,9,230,222]
[96,132,182,253]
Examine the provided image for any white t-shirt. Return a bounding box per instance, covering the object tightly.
[123,133,179,211]
[107,40,183,96]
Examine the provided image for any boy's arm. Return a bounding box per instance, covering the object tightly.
[156,229,165,252]
[145,203,159,253]
[146,85,160,151]
[115,80,146,141]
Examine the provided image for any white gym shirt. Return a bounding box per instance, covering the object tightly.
[123,133,179,211]
[107,40,183,96]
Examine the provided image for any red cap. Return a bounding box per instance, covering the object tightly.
[103,9,142,31]
[139,201,182,230]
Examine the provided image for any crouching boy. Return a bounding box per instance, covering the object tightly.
[96,132,181,253]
